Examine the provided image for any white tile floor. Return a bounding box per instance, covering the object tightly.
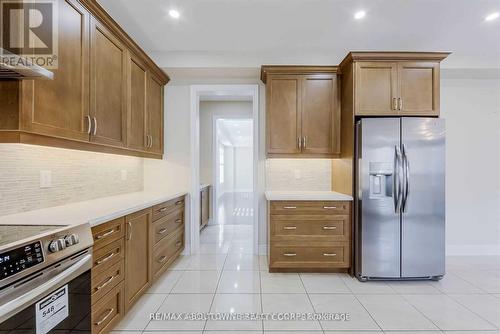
[113,224,500,334]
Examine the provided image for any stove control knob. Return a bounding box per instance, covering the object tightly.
[64,234,79,246]
[49,238,66,253]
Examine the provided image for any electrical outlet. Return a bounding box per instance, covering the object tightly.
[120,169,128,181]
[294,169,302,179]
[40,170,52,188]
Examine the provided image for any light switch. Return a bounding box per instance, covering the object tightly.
[40,170,52,188]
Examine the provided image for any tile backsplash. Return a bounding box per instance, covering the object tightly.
[0,144,143,216]
[265,159,332,191]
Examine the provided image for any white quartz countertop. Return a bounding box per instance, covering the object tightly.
[0,190,188,227]
[265,190,353,201]
[200,184,210,190]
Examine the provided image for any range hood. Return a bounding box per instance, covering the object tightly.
[0,48,54,80]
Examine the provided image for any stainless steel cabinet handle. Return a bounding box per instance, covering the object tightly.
[157,228,168,235]
[95,229,114,240]
[85,115,91,134]
[175,201,183,205]
[158,207,167,213]
[323,206,337,209]
[323,253,337,257]
[323,226,337,230]
[175,241,182,247]
[92,117,97,135]
[94,308,114,326]
[158,255,167,263]
[96,252,115,265]
[127,222,132,241]
[95,275,116,291]
[398,98,403,110]
[283,206,296,209]
[393,97,398,110]
[393,145,403,213]
[283,253,296,257]
[149,135,153,148]
[303,136,307,148]
[297,137,301,149]
[283,226,297,230]
[401,144,410,213]
[175,219,182,223]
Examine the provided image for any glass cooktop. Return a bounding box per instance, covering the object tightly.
[0,225,67,248]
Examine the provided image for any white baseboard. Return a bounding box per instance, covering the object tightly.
[446,244,500,256]
[258,244,267,255]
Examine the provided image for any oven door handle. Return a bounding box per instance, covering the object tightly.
[0,253,92,324]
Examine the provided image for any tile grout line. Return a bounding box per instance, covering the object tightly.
[445,293,500,330]
[342,276,384,333]
[298,273,325,334]
[399,293,450,332]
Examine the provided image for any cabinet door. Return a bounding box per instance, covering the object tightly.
[398,62,439,116]
[124,209,151,310]
[21,0,90,141]
[355,62,398,115]
[146,73,164,155]
[127,54,147,151]
[90,18,127,147]
[200,187,209,227]
[266,75,302,155]
[301,74,340,156]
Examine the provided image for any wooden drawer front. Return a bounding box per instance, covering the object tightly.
[153,209,184,245]
[270,243,349,269]
[92,217,125,250]
[271,216,348,241]
[270,201,350,215]
[92,239,124,277]
[152,230,184,277]
[152,196,185,221]
[92,281,124,334]
[91,260,124,305]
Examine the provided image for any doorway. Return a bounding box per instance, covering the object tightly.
[190,85,259,255]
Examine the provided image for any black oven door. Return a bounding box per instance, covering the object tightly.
[0,252,91,334]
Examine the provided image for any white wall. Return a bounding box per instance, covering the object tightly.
[441,77,500,255]
[234,146,254,191]
[199,101,252,186]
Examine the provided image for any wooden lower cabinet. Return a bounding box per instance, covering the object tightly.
[268,200,351,272]
[200,185,210,230]
[90,195,185,334]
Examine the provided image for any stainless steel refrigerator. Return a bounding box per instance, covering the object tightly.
[355,117,445,281]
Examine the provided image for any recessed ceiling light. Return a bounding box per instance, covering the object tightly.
[485,12,499,21]
[168,9,180,19]
[354,10,366,20]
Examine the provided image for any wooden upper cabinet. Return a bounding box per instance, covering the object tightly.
[90,17,128,147]
[127,54,147,151]
[262,66,340,158]
[146,73,163,155]
[266,75,302,155]
[301,74,340,156]
[342,52,449,117]
[355,62,398,115]
[398,62,439,115]
[124,209,151,311]
[20,0,90,140]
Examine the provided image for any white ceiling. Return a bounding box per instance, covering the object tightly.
[217,119,253,147]
[98,0,500,69]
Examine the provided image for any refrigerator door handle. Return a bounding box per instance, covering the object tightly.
[402,144,410,213]
[393,145,403,213]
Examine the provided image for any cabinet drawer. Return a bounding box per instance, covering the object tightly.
[92,239,124,277]
[152,209,184,245]
[92,281,125,334]
[92,217,125,250]
[152,229,184,278]
[270,201,350,215]
[269,242,349,269]
[91,260,124,305]
[152,196,185,222]
[270,216,349,241]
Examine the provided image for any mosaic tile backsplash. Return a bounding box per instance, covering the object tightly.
[0,144,143,216]
[265,159,332,191]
